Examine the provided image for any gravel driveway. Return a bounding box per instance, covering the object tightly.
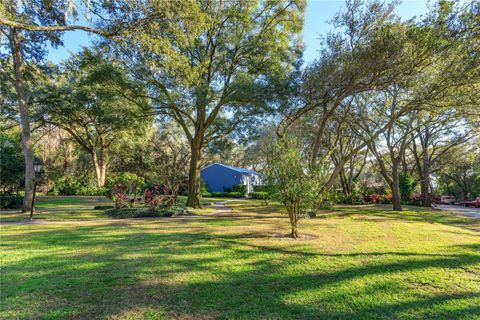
[433,204,480,219]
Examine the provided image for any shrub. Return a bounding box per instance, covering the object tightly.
[399,172,416,202]
[200,181,210,196]
[106,206,186,218]
[210,191,244,198]
[0,194,23,209]
[113,192,128,209]
[106,208,149,218]
[361,186,388,196]
[318,200,333,210]
[78,186,107,196]
[306,209,316,218]
[231,184,247,194]
[114,172,145,195]
[249,191,270,199]
[363,193,380,204]
[49,176,105,196]
[51,176,82,195]
[318,192,336,210]
[253,185,273,193]
[336,192,364,205]
[379,193,393,204]
[108,184,130,208]
[0,133,24,193]
[265,136,328,238]
[143,185,177,209]
[93,205,114,210]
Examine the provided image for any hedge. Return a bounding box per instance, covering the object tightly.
[106,207,186,218]
[253,185,273,193]
[0,194,23,209]
[210,192,244,198]
[249,191,270,199]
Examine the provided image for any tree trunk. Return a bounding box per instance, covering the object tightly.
[391,165,402,211]
[339,168,348,194]
[9,27,35,213]
[421,131,431,207]
[92,151,107,188]
[289,200,300,238]
[186,134,203,208]
[64,139,74,173]
[421,174,430,206]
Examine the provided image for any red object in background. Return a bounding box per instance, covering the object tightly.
[460,197,480,208]
[363,193,380,203]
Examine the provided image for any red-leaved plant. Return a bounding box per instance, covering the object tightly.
[143,185,176,211]
[108,183,129,208]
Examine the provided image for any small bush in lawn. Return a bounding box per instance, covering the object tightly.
[249,191,270,199]
[0,194,23,209]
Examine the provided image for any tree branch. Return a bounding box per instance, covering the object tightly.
[0,18,117,37]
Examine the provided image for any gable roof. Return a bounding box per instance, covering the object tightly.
[202,163,263,175]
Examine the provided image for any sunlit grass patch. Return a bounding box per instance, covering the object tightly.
[1,201,479,319]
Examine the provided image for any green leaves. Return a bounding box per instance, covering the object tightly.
[115,0,305,133]
[265,135,327,213]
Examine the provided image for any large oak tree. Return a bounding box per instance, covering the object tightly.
[109,0,305,208]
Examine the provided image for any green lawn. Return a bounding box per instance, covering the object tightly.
[1,199,479,319]
[0,196,224,222]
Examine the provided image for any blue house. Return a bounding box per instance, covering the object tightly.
[200,163,263,194]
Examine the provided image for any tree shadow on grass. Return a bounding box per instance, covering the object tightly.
[2,225,480,319]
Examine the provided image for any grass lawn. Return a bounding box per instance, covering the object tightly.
[0,196,224,222]
[1,199,479,319]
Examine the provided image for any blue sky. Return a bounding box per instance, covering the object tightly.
[47,0,430,64]
[302,0,430,62]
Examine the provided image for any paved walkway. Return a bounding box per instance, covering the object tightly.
[204,201,234,216]
[432,204,480,219]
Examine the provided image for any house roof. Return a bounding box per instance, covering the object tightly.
[202,163,263,175]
